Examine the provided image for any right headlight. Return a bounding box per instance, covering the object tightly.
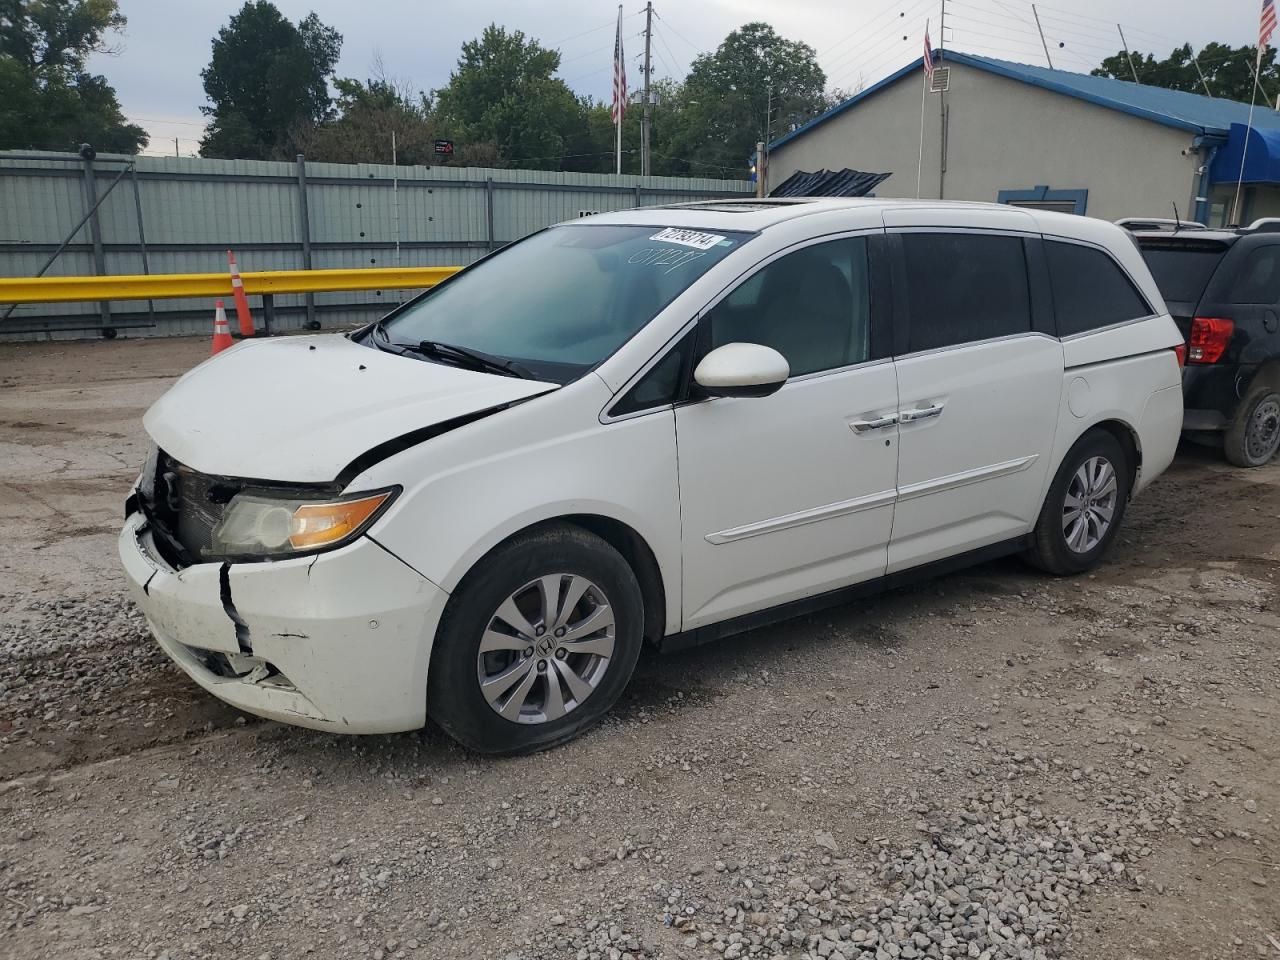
[209,487,398,560]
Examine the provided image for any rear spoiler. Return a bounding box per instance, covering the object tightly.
[1115,217,1208,233]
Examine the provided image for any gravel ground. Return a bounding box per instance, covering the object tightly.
[0,338,1277,960]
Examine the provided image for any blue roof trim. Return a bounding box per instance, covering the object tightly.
[769,50,1280,151]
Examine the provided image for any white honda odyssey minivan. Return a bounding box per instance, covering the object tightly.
[119,199,1184,753]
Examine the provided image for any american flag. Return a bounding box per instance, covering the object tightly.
[923,27,935,81]
[611,8,628,125]
[1263,0,1278,49]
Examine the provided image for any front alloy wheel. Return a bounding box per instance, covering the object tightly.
[427,523,644,755]
[477,574,615,724]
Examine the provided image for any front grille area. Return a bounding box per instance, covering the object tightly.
[142,450,243,568]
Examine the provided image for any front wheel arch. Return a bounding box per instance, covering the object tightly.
[447,514,667,646]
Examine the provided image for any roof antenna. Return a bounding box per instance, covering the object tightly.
[1171,200,1181,232]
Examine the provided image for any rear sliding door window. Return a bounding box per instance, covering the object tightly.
[1046,240,1151,335]
[900,232,1031,352]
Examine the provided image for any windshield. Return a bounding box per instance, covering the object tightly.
[373,224,751,383]
[1139,241,1228,308]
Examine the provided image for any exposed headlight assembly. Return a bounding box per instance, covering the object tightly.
[210,487,398,560]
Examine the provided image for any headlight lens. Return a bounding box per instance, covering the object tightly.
[210,488,396,559]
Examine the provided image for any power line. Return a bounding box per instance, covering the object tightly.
[651,21,686,78]
[126,116,207,127]
[819,0,935,60]
[824,0,935,77]
[650,9,705,58]
[830,8,934,92]
[549,17,622,49]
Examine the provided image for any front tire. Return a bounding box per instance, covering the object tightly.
[427,523,644,755]
[1024,430,1131,575]
[1224,387,1280,467]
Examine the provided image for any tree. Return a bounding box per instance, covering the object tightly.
[1092,43,1280,104]
[434,25,583,169]
[199,1,341,159]
[0,0,146,153]
[666,22,826,179]
[295,75,434,165]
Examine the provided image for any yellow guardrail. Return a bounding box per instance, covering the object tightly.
[0,266,462,305]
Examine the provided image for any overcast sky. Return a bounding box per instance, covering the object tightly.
[89,0,1264,157]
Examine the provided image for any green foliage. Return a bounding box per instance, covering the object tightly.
[199,1,341,160]
[668,22,826,178]
[433,25,584,169]
[0,0,145,152]
[1092,43,1280,105]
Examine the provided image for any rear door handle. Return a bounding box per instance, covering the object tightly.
[849,414,898,433]
[899,402,945,423]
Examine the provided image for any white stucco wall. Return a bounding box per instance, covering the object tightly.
[768,61,1206,222]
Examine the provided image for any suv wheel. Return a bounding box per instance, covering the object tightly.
[427,523,644,755]
[1225,387,1280,467]
[1024,429,1131,575]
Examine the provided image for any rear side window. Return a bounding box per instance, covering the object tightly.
[900,233,1031,352]
[1139,240,1228,307]
[1046,240,1152,336]
[1230,245,1280,303]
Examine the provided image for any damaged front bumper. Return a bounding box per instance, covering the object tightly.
[118,511,448,733]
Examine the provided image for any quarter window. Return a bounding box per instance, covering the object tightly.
[1231,245,1280,304]
[703,237,871,377]
[900,233,1032,352]
[1045,240,1151,335]
[609,331,694,416]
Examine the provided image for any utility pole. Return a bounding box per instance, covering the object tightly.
[1117,24,1138,82]
[1033,5,1054,69]
[641,1,654,177]
[173,138,179,158]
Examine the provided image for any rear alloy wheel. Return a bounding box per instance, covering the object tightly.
[1225,388,1280,468]
[1024,429,1131,575]
[1061,456,1119,554]
[428,524,643,755]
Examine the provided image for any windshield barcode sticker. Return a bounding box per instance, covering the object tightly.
[649,228,728,250]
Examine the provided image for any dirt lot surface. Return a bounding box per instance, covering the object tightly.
[0,337,1277,960]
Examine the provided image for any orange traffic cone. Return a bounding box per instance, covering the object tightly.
[211,300,234,355]
[227,249,255,337]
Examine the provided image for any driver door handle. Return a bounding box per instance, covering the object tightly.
[899,402,945,423]
[849,414,898,433]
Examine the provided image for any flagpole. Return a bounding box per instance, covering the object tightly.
[1232,42,1264,224]
[917,20,930,198]
[615,5,624,176]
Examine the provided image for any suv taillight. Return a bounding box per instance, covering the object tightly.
[1187,317,1234,363]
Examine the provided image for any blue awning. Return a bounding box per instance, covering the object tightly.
[1210,122,1280,185]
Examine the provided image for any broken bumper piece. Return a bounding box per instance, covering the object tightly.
[118,511,448,733]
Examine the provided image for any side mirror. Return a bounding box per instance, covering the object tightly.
[693,342,789,398]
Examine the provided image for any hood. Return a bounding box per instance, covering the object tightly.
[144,335,558,484]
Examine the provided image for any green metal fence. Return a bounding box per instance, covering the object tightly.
[0,150,751,339]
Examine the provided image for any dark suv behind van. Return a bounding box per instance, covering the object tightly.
[1135,227,1280,466]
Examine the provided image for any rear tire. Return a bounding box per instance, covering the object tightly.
[1224,387,1280,467]
[1023,430,1131,576]
[427,523,644,755]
